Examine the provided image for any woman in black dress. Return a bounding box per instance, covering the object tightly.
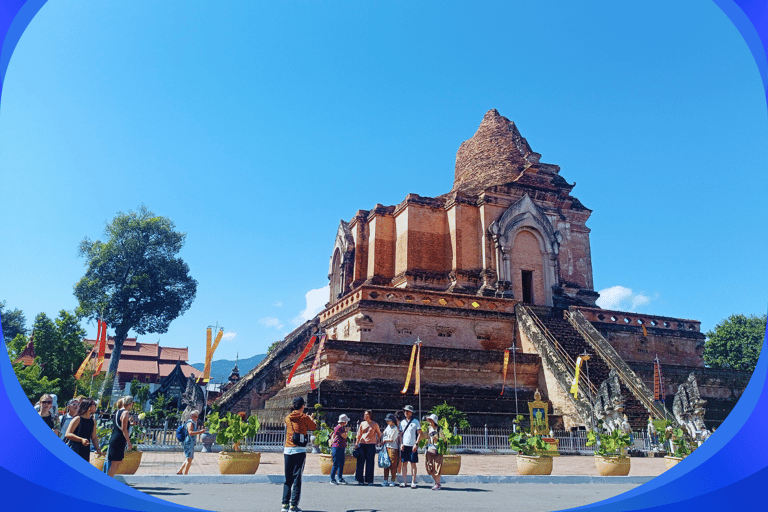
[65,397,100,462]
[107,396,134,477]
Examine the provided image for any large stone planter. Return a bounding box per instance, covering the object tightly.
[318,453,356,475]
[218,451,261,474]
[440,454,461,475]
[516,454,553,475]
[594,455,630,476]
[115,450,143,475]
[90,454,106,472]
[664,456,683,469]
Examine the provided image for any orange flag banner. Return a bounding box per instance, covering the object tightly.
[414,343,421,395]
[287,335,317,385]
[75,339,98,380]
[309,334,327,390]
[500,349,510,396]
[203,328,224,382]
[401,343,417,394]
[95,320,108,374]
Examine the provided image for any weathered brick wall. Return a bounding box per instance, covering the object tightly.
[628,362,752,429]
[367,208,395,280]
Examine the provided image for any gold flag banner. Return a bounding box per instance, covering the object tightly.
[414,343,421,395]
[570,356,584,398]
[204,328,224,382]
[401,343,418,394]
[500,349,510,396]
[287,335,317,384]
[203,327,213,382]
[309,334,327,390]
[75,341,98,380]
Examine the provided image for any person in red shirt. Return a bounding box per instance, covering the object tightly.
[282,396,316,512]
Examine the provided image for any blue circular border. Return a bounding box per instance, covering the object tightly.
[1,2,767,510]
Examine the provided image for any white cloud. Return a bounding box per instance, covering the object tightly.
[221,332,236,341]
[274,302,283,307]
[293,285,330,325]
[596,285,656,311]
[259,317,284,330]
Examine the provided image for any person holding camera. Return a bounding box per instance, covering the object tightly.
[282,396,316,512]
[330,414,350,485]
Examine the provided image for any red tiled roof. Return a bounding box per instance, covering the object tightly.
[159,346,188,361]
[14,339,36,366]
[115,359,158,375]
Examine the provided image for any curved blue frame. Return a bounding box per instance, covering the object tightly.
[1,1,766,510]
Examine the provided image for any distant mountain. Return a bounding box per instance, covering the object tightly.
[191,353,266,384]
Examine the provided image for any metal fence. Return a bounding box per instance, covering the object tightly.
[129,420,660,455]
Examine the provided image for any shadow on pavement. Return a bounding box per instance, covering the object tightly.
[129,485,190,496]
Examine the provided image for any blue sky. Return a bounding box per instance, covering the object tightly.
[1,1,766,367]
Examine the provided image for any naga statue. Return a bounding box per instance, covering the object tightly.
[672,372,710,442]
[181,374,206,425]
[593,370,625,433]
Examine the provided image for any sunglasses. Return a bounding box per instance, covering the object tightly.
[41,401,52,404]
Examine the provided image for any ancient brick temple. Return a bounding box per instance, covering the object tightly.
[217,110,750,430]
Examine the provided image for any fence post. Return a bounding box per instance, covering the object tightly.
[484,424,488,450]
[163,419,168,445]
[453,424,457,436]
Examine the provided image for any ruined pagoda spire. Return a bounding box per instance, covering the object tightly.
[452,109,542,196]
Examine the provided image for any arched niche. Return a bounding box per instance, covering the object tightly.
[328,220,355,303]
[488,194,561,306]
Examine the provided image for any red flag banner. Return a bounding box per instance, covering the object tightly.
[286,335,317,385]
[500,349,510,396]
[309,334,327,390]
[95,320,108,374]
[414,343,421,395]
[401,343,417,394]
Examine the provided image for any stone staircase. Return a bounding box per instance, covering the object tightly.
[521,306,665,430]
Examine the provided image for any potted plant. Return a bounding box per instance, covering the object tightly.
[205,411,262,474]
[662,423,695,469]
[314,422,357,475]
[418,417,463,475]
[90,419,113,472]
[508,414,553,475]
[586,426,632,476]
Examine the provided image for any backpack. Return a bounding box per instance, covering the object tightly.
[176,421,189,442]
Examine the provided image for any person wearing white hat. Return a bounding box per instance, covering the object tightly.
[424,414,443,490]
[330,414,351,485]
[399,405,422,488]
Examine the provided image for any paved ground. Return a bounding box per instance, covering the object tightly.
[113,453,666,511]
[129,481,642,512]
[131,452,668,477]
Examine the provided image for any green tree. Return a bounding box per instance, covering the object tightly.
[12,361,60,404]
[1,301,29,342]
[703,313,765,372]
[74,205,197,403]
[6,333,60,403]
[31,311,87,402]
[430,401,470,429]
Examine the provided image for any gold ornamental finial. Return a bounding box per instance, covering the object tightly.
[534,388,541,401]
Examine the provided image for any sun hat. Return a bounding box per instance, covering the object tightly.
[426,414,439,425]
[403,405,414,412]
[385,413,397,423]
[338,414,350,423]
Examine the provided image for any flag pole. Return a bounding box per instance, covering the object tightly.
[417,338,422,422]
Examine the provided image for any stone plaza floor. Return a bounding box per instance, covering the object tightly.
[130,451,669,477]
